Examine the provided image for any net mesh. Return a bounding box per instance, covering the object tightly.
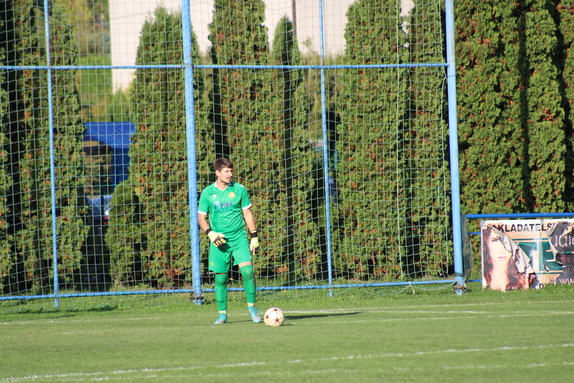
[0,0,453,303]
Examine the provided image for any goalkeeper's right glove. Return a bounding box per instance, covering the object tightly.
[206,228,226,247]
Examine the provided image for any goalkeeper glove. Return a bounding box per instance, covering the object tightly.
[206,228,226,247]
[249,230,260,254]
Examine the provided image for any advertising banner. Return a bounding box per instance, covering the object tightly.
[480,219,574,291]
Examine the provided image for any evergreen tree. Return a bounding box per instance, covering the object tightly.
[559,1,574,201]
[521,0,567,212]
[49,5,89,282]
[271,16,320,283]
[208,0,285,276]
[0,12,12,292]
[337,0,409,280]
[457,0,568,215]
[456,1,529,214]
[109,7,208,287]
[2,1,87,294]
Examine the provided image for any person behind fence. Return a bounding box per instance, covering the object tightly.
[198,157,261,324]
[481,224,538,291]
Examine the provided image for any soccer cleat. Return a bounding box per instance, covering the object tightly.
[248,307,262,323]
[213,314,227,324]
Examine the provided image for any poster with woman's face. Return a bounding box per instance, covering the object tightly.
[481,220,574,291]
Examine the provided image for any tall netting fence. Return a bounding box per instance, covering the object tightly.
[0,0,460,305]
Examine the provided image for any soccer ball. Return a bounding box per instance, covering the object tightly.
[264,307,285,327]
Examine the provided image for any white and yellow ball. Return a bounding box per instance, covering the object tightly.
[264,307,285,327]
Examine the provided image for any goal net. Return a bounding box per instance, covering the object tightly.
[0,0,455,303]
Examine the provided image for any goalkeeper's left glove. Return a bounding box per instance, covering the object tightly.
[249,230,260,255]
[206,228,226,247]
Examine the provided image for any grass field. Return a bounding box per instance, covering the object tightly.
[1,282,573,382]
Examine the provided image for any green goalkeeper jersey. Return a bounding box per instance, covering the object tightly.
[198,182,252,240]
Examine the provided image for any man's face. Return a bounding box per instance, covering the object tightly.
[215,167,233,184]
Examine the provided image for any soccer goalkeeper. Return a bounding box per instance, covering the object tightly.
[198,158,261,324]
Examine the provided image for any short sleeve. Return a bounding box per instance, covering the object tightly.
[198,190,210,215]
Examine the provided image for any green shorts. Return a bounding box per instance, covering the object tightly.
[208,235,252,273]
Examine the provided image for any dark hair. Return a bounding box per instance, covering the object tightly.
[214,158,233,172]
[482,226,527,290]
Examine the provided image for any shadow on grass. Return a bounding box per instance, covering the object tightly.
[1,302,118,316]
[234,311,361,324]
[282,311,361,321]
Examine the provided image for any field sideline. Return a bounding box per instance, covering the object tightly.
[1,283,573,382]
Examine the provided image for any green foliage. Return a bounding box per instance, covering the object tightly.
[456,0,569,214]
[522,0,567,212]
[56,0,110,57]
[1,1,87,294]
[49,9,89,278]
[456,1,528,214]
[119,6,207,288]
[106,180,143,287]
[336,0,410,280]
[0,17,12,292]
[130,7,188,288]
[270,16,321,282]
[560,1,574,200]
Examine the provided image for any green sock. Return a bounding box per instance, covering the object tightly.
[240,265,256,305]
[214,273,228,313]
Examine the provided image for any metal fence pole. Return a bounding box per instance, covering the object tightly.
[317,0,334,296]
[182,0,203,304]
[44,0,61,308]
[444,0,464,294]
